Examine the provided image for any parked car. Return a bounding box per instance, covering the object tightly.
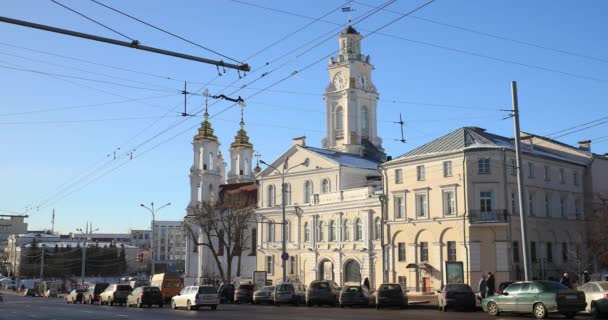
[44,289,58,298]
[82,283,109,304]
[171,285,219,311]
[482,280,586,319]
[150,273,183,302]
[577,281,608,316]
[218,283,235,303]
[126,286,163,308]
[375,283,407,310]
[65,289,85,304]
[438,283,476,311]
[99,284,133,306]
[497,281,515,295]
[253,286,275,305]
[23,288,37,297]
[234,284,255,304]
[274,282,306,306]
[339,285,369,308]
[306,280,340,307]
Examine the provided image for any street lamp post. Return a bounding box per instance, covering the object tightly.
[260,157,309,283]
[76,226,98,286]
[140,202,171,276]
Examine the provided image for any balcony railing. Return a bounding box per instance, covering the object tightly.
[468,209,509,224]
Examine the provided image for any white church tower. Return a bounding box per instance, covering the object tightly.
[227,104,254,184]
[322,25,385,161]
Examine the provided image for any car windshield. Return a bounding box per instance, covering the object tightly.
[76,289,85,293]
[310,282,329,290]
[116,285,132,291]
[445,284,472,292]
[238,284,254,290]
[342,286,361,293]
[143,287,160,293]
[598,283,608,290]
[198,286,217,294]
[276,284,293,291]
[260,286,274,291]
[538,281,568,291]
[379,284,401,291]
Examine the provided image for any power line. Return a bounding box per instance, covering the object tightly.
[89,0,245,65]
[50,0,135,41]
[545,115,608,138]
[0,115,180,125]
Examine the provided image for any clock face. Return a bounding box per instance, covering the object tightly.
[333,72,346,90]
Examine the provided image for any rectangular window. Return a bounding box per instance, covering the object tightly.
[480,191,493,213]
[528,162,535,178]
[546,243,553,262]
[531,241,537,262]
[560,168,565,183]
[560,198,566,217]
[562,242,568,262]
[394,196,404,219]
[443,190,456,215]
[510,159,517,176]
[416,193,428,217]
[289,256,296,275]
[416,165,425,181]
[398,242,406,261]
[266,256,274,275]
[545,193,551,217]
[447,241,457,261]
[420,242,429,262]
[513,241,520,263]
[395,169,403,184]
[511,192,518,215]
[574,199,581,215]
[529,193,535,216]
[573,172,579,186]
[443,161,452,177]
[544,166,550,181]
[478,158,490,174]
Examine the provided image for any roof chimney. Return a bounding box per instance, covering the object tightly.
[578,140,591,152]
[292,136,306,147]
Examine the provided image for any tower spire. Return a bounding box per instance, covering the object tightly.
[203,88,210,120]
[194,89,218,141]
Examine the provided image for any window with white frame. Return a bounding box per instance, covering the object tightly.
[528,162,535,178]
[415,192,428,218]
[321,179,330,194]
[420,242,429,262]
[284,220,290,242]
[374,217,381,240]
[354,219,363,241]
[394,195,404,219]
[545,193,551,217]
[267,185,275,207]
[560,168,565,183]
[479,191,493,213]
[478,158,490,174]
[395,169,403,184]
[416,165,425,181]
[317,221,324,242]
[304,181,312,203]
[342,219,350,241]
[443,190,456,215]
[329,220,336,242]
[266,256,274,274]
[289,256,296,274]
[544,166,550,181]
[443,161,453,177]
[304,222,310,242]
[510,159,517,176]
[267,222,275,242]
[398,243,406,261]
[447,241,457,261]
[284,183,291,205]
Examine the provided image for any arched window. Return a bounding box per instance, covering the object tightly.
[361,106,369,138]
[304,222,310,242]
[304,181,313,203]
[208,152,214,170]
[244,157,249,175]
[284,183,291,206]
[317,221,324,242]
[335,106,344,139]
[267,222,275,242]
[374,217,381,240]
[342,219,350,241]
[284,220,290,242]
[267,185,275,207]
[329,220,336,242]
[355,218,363,241]
[322,179,330,194]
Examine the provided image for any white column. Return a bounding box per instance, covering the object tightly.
[363,211,370,245]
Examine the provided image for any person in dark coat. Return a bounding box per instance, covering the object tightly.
[560,273,572,289]
[363,277,370,291]
[583,271,591,284]
[486,272,496,296]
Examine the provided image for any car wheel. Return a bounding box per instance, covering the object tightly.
[533,303,547,319]
[591,302,600,319]
[487,302,499,316]
[171,300,177,310]
[307,301,312,307]
[340,304,344,308]
[376,304,381,310]
[442,305,447,312]
[563,312,576,319]
[158,303,163,308]
[186,300,193,311]
[137,299,142,308]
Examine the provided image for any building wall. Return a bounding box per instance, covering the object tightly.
[153,221,186,273]
[0,216,28,244]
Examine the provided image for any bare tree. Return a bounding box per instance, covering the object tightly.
[591,193,608,268]
[184,193,255,284]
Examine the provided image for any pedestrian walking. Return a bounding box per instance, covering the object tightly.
[583,270,590,284]
[560,273,572,289]
[478,275,487,299]
[486,272,496,297]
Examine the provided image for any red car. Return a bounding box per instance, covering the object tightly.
[234,284,255,304]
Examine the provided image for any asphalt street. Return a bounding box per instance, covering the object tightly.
[0,293,596,320]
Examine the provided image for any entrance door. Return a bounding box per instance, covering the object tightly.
[344,260,361,283]
[422,277,430,292]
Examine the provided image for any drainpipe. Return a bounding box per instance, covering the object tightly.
[462,153,470,285]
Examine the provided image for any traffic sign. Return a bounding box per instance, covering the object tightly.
[281,252,289,261]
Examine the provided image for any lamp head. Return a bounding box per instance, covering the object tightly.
[260,160,268,165]
[140,204,145,207]
[301,158,310,167]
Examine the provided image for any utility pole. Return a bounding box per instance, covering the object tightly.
[77,223,98,285]
[140,202,171,276]
[511,81,531,281]
[40,245,45,280]
[51,209,55,234]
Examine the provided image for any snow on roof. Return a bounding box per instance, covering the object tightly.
[304,146,380,170]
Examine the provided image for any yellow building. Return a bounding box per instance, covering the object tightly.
[380,127,606,292]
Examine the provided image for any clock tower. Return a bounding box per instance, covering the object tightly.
[322,25,384,161]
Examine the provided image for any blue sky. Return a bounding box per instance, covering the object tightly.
[1,0,607,233]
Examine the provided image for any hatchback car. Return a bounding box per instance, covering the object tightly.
[438,283,476,311]
[339,285,369,308]
[65,289,85,304]
[126,286,163,308]
[253,286,275,305]
[171,285,219,310]
[99,284,132,306]
[234,284,255,304]
[306,281,340,307]
[274,283,306,306]
[82,283,109,304]
[482,280,586,319]
[376,283,407,310]
[577,281,608,316]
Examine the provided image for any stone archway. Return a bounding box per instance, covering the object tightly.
[344,259,361,284]
[318,259,334,281]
